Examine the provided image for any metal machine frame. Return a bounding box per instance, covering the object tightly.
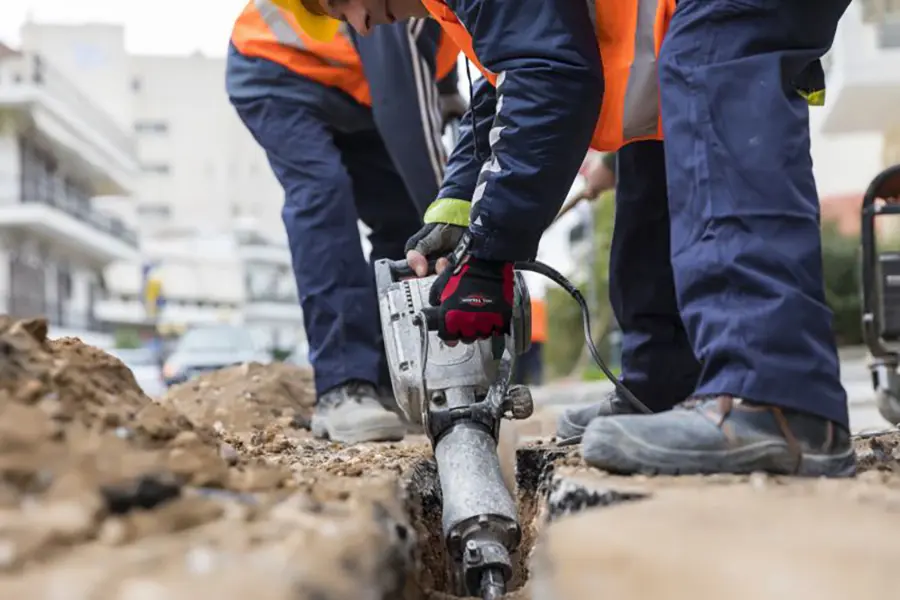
[374,258,535,599]
[860,163,900,425]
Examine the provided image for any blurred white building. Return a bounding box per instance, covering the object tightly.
[550,4,900,283]
[811,0,900,194]
[0,41,139,348]
[10,21,303,348]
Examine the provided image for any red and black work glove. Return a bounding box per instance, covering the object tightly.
[428,235,515,343]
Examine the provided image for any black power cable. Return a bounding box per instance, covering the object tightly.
[514,260,652,416]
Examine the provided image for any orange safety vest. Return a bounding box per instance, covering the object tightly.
[530,298,548,344]
[420,0,673,152]
[233,0,460,108]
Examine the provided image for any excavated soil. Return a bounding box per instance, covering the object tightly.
[1,314,900,600]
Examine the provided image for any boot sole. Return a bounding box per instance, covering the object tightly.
[311,414,407,445]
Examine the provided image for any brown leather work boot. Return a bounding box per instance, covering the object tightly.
[581,396,856,477]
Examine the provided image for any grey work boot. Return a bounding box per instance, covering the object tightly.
[582,396,856,477]
[378,385,424,435]
[311,380,407,444]
[556,390,637,445]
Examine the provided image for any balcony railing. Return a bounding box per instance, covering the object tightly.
[0,192,139,247]
[5,293,99,331]
[0,53,135,160]
[246,290,298,304]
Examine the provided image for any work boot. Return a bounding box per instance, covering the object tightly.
[582,396,856,477]
[378,384,424,435]
[556,390,637,445]
[311,380,407,444]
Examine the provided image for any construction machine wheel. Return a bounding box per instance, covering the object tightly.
[860,163,900,425]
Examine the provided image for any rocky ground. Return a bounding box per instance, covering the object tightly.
[0,316,898,599]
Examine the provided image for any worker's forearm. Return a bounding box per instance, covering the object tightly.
[453,0,603,262]
[436,76,496,203]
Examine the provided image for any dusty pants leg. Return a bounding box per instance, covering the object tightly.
[232,97,382,398]
[337,126,425,387]
[611,140,700,412]
[659,0,853,426]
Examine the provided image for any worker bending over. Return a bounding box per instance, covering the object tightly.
[286,0,855,477]
[227,0,461,444]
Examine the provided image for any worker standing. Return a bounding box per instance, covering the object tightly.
[288,0,856,477]
[556,142,702,439]
[513,295,547,387]
[226,0,462,444]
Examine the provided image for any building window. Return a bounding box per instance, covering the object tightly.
[142,163,171,175]
[134,120,169,134]
[137,203,172,218]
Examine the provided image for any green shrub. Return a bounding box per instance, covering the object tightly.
[820,222,863,346]
[545,191,617,379]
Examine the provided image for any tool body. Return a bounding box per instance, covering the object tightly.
[375,259,534,599]
[375,256,651,598]
[860,163,900,425]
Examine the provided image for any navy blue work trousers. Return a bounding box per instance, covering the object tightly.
[612,0,852,426]
[235,96,423,396]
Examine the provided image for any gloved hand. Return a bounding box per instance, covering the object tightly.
[405,198,471,277]
[428,233,514,343]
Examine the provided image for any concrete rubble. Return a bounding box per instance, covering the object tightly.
[0,316,898,599]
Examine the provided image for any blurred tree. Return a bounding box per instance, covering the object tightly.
[114,327,142,349]
[821,221,863,346]
[545,190,617,379]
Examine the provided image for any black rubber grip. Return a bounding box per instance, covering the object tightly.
[420,307,440,331]
[387,259,439,279]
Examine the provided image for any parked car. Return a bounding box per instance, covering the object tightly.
[162,324,271,387]
[106,347,167,398]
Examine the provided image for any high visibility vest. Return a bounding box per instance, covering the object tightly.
[421,0,673,152]
[233,0,461,108]
[530,297,548,343]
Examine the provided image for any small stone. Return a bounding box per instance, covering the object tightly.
[115,426,133,440]
[185,546,217,574]
[859,470,886,483]
[219,443,240,465]
[0,539,18,569]
[172,431,200,446]
[749,472,768,490]
[118,579,170,600]
[99,518,130,545]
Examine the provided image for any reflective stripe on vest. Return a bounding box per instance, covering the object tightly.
[420,0,668,152]
[231,0,371,105]
[254,0,346,66]
[622,0,661,140]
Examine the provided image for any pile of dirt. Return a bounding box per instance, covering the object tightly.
[5,313,900,600]
[160,361,316,435]
[0,317,295,573]
[0,319,433,598]
[160,362,432,502]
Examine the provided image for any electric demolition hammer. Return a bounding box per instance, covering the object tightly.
[374,257,651,599]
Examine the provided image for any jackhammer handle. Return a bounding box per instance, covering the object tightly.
[420,307,441,331]
[386,258,439,279]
